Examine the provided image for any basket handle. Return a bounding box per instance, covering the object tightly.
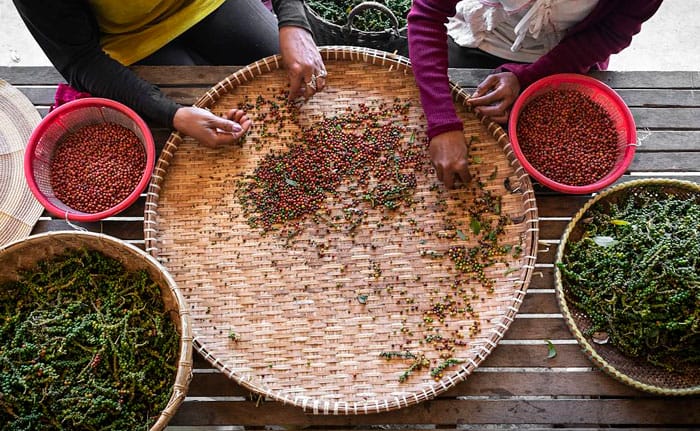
[343,1,400,36]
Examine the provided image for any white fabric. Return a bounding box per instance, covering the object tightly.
[447,0,599,62]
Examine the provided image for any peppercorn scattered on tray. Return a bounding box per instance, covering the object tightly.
[144,47,539,414]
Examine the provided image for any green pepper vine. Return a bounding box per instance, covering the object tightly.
[0,248,180,430]
[558,186,700,371]
[306,0,411,31]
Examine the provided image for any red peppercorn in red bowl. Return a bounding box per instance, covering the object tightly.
[508,74,636,194]
[24,98,155,221]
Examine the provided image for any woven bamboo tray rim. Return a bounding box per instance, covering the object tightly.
[555,178,700,396]
[0,231,193,429]
[144,46,539,414]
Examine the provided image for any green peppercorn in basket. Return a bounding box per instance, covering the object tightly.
[0,231,193,429]
[555,179,700,395]
[145,46,539,414]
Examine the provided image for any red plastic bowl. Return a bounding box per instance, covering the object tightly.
[508,74,637,194]
[24,98,155,221]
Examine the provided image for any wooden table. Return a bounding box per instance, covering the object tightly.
[3,65,700,430]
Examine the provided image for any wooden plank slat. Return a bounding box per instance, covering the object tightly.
[186,368,640,399]
[190,341,591,375]
[588,70,700,89]
[503,317,572,340]
[166,428,700,431]
[631,107,700,129]
[31,219,143,239]
[615,89,700,108]
[631,151,700,171]
[529,268,555,289]
[635,131,700,151]
[449,70,700,90]
[518,289,560,313]
[169,398,700,426]
[0,66,64,85]
[5,67,699,91]
[132,65,243,86]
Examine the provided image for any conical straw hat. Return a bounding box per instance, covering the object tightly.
[0,79,43,246]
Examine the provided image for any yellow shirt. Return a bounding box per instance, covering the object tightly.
[88,0,226,65]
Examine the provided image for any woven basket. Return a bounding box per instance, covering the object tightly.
[144,46,538,414]
[0,231,193,429]
[555,179,700,395]
[305,2,408,56]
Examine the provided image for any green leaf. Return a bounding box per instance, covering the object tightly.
[545,340,557,359]
[470,218,481,235]
[456,229,467,241]
[357,294,368,304]
[592,236,618,248]
[504,267,519,276]
[471,155,483,164]
[610,219,630,226]
[488,167,498,180]
[409,131,415,143]
[285,177,299,187]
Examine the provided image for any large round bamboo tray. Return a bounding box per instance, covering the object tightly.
[144,46,539,414]
[0,231,193,429]
[555,179,700,395]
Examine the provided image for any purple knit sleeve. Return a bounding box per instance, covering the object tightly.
[498,0,663,89]
[407,0,463,139]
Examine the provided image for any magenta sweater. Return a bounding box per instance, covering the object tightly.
[407,0,663,138]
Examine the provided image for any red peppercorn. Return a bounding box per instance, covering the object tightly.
[515,89,619,187]
[49,123,146,213]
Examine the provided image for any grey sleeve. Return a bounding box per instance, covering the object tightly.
[272,0,312,33]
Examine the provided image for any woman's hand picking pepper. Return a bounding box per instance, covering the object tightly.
[468,72,521,124]
[279,26,327,100]
[429,130,472,189]
[173,106,251,148]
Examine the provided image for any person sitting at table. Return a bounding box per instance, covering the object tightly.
[407,0,663,188]
[12,0,328,148]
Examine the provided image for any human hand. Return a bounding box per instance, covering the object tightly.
[279,26,327,100]
[429,130,472,189]
[173,107,251,148]
[468,72,521,124]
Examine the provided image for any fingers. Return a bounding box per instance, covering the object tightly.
[456,162,472,185]
[434,164,447,188]
[302,69,328,99]
[217,109,252,141]
[432,161,471,190]
[224,109,252,131]
[474,105,511,124]
[288,67,304,100]
[469,72,519,122]
[471,75,500,100]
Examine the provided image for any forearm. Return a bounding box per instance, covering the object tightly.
[407,0,463,139]
[66,55,180,128]
[13,0,180,127]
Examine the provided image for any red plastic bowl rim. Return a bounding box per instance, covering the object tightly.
[508,73,637,194]
[24,97,155,222]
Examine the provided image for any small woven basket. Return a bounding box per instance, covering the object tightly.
[145,46,539,414]
[305,1,408,56]
[555,179,700,395]
[0,231,193,429]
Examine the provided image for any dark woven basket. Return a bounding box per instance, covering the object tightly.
[555,178,700,395]
[305,1,408,56]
